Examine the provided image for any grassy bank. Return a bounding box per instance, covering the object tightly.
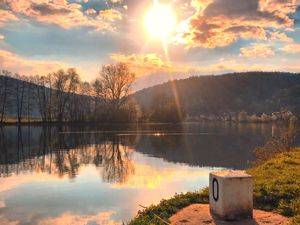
[129,149,300,225]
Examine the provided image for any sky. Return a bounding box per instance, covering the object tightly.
[0,0,300,90]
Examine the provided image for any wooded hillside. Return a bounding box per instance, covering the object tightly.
[133,72,300,118]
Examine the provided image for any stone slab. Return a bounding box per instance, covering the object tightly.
[169,204,288,225]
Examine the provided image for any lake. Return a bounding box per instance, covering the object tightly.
[0,123,292,225]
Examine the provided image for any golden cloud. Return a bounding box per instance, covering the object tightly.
[85,8,97,15]
[1,0,119,30]
[0,50,71,76]
[281,43,300,53]
[111,53,300,77]
[240,43,275,58]
[98,9,122,21]
[0,9,18,27]
[110,53,173,76]
[269,32,294,43]
[176,0,299,48]
[110,53,214,76]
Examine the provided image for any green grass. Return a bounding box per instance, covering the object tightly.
[248,149,300,219]
[129,189,209,225]
[129,149,300,225]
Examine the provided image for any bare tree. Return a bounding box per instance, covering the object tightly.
[52,68,80,122]
[0,70,11,122]
[14,74,26,123]
[96,62,135,111]
[35,75,50,122]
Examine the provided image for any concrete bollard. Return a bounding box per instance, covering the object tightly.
[209,170,253,221]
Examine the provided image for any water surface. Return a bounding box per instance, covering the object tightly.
[0,123,287,225]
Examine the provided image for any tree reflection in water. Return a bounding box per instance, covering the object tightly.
[0,126,134,184]
[1,123,294,178]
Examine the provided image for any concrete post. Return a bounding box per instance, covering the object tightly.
[209,170,253,221]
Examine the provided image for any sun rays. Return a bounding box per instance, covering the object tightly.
[144,0,177,61]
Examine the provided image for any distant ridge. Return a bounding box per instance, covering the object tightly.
[133,72,300,115]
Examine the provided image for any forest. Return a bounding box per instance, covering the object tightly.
[135,72,300,122]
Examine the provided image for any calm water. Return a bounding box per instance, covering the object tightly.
[0,123,290,225]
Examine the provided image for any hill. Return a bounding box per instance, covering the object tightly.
[133,72,300,120]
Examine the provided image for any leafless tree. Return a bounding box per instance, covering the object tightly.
[52,68,80,122]
[0,70,11,122]
[96,62,135,111]
[14,74,26,123]
[35,75,51,122]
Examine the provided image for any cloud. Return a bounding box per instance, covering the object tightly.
[0,34,4,40]
[240,43,275,58]
[0,9,18,27]
[111,52,300,79]
[98,9,122,21]
[111,0,123,3]
[281,43,300,53]
[0,215,18,225]
[0,50,71,76]
[110,53,173,76]
[0,200,5,208]
[269,31,294,43]
[110,53,209,76]
[176,0,299,48]
[85,8,96,15]
[0,0,120,30]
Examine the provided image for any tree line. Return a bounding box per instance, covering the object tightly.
[0,63,139,123]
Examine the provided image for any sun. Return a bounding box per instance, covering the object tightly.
[144,2,176,40]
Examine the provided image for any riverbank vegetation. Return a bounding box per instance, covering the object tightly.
[129,149,300,225]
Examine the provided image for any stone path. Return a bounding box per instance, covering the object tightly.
[169,204,288,225]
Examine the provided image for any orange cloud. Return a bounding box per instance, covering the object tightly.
[98,9,122,21]
[269,32,293,43]
[110,53,213,76]
[111,53,300,77]
[1,0,119,30]
[281,43,300,53]
[240,43,274,58]
[85,8,97,15]
[110,53,173,76]
[0,9,18,27]
[0,50,71,76]
[176,0,299,48]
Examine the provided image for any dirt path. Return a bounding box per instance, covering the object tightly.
[169,204,288,225]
